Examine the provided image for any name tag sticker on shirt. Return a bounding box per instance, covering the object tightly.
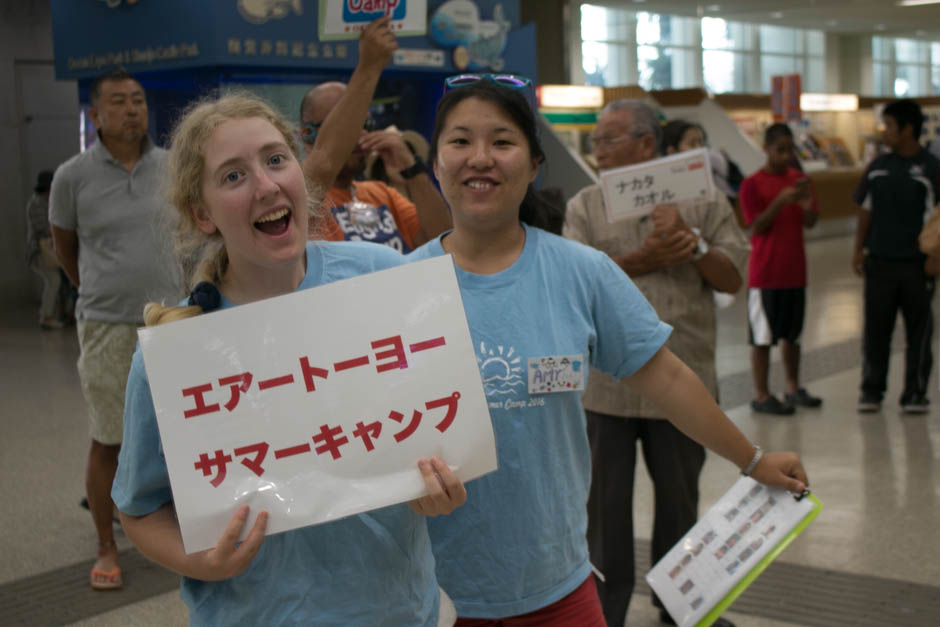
[528,355,585,394]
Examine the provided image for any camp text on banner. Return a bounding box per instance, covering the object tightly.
[138,255,496,553]
[319,0,428,40]
[599,147,714,223]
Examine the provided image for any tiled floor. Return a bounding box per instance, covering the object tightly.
[1,232,938,626]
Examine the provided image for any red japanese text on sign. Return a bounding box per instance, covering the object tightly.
[179,334,448,420]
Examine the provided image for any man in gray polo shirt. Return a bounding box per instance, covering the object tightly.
[50,68,181,591]
[565,100,748,627]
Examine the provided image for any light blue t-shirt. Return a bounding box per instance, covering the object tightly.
[113,241,441,627]
[409,224,672,618]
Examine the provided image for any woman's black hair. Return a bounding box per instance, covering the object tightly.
[429,80,561,231]
[661,119,704,154]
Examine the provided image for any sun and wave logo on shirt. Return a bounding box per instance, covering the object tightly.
[477,342,524,396]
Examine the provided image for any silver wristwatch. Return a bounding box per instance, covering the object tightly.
[691,227,709,261]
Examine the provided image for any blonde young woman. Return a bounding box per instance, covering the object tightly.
[111,19,464,626]
[408,77,809,625]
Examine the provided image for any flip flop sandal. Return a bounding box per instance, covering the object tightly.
[90,566,123,591]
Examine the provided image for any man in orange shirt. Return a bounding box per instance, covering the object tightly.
[300,82,452,252]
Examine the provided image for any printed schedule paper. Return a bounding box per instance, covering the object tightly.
[646,476,822,627]
[599,147,713,222]
[138,255,497,553]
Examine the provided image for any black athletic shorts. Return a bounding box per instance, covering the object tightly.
[747,287,805,346]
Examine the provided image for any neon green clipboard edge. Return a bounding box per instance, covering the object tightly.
[696,492,823,627]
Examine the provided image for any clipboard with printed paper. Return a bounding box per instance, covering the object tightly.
[646,476,822,627]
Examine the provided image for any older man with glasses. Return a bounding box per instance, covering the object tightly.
[564,100,748,627]
[299,80,451,252]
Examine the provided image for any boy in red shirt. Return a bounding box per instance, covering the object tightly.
[739,123,822,414]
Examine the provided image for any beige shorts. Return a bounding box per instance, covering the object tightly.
[77,319,139,445]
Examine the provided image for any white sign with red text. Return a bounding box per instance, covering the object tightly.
[138,255,496,553]
[600,148,714,222]
[319,0,428,41]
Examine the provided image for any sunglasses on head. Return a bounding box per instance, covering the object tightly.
[444,73,532,91]
[301,116,376,145]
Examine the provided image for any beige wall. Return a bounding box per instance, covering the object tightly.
[2,3,75,305]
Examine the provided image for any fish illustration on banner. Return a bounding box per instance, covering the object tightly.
[430,0,509,70]
[238,0,304,24]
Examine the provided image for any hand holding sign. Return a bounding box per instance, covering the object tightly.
[641,203,697,268]
[410,456,468,517]
[650,203,688,235]
[359,16,398,71]
[642,227,698,269]
[200,505,268,581]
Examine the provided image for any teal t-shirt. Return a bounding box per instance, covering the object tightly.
[409,224,672,618]
[112,241,441,626]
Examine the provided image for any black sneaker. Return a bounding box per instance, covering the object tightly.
[785,388,822,408]
[857,393,882,413]
[751,395,795,415]
[902,394,929,414]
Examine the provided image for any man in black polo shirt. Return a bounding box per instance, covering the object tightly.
[853,99,939,414]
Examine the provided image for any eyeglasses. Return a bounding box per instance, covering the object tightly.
[301,116,376,145]
[444,73,533,91]
[590,128,655,151]
[588,134,631,151]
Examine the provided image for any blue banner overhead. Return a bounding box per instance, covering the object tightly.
[51,1,215,77]
[51,0,533,81]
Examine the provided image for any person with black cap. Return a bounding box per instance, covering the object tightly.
[25,170,63,329]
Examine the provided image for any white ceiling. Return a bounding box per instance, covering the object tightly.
[590,0,940,39]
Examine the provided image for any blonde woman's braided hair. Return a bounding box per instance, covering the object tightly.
[144,92,322,326]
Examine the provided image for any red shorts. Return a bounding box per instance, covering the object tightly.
[455,576,607,627]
